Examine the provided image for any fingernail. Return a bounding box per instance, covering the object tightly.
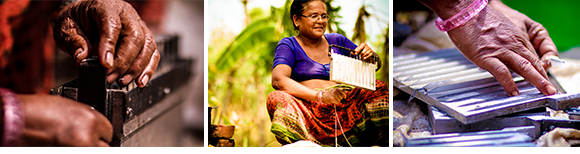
[511,91,519,97]
[546,84,557,95]
[141,75,149,86]
[121,75,133,86]
[75,48,83,59]
[106,51,114,67]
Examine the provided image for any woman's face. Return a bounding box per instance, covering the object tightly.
[295,1,328,39]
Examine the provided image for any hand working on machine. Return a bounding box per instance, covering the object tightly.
[267,0,389,147]
[0,0,159,146]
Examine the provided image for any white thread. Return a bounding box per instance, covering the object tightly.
[334,104,352,147]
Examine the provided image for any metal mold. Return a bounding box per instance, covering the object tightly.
[50,35,194,146]
[404,126,537,147]
[394,48,580,124]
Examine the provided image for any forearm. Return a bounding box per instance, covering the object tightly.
[272,77,319,101]
[0,102,3,144]
[418,0,478,19]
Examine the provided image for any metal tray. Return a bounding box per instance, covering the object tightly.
[393,48,580,124]
[404,126,536,147]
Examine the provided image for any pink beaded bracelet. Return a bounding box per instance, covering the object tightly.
[0,88,24,147]
[435,0,489,32]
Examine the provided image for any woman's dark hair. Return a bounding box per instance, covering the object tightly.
[290,0,325,30]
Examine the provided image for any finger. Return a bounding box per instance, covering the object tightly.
[333,92,342,103]
[333,89,347,101]
[120,21,156,86]
[136,49,160,87]
[499,51,557,95]
[479,56,520,96]
[362,47,374,60]
[527,20,558,56]
[526,21,559,69]
[338,91,346,101]
[89,5,122,69]
[53,17,91,66]
[509,37,548,80]
[92,109,113,144]
[332,89,341,99]
[96,140,110,147]
[540,52,559,69]
[327,89,339,104]
[354,43,365,55]
[358,44,375,62]
[109,16,146,85]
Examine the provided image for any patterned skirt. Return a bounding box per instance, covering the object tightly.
[267,80,389,146]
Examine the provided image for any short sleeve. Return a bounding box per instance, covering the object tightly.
[338,34,358,53]
[273,37,295,69]
[326,33,358,56]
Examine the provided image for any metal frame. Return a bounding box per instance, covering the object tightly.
[394,48,580,124]
[50,35,194,146]
[404,126,536,147]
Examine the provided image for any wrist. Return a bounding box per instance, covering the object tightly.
[0,88,24,147]
[317,91,323,104]
[435,0,489,32]
[420,0,477,19]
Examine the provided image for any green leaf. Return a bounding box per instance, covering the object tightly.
[215,22,277,71]
[221,114,233,125]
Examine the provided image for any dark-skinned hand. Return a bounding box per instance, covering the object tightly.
[17,94,113,147]
[321,88,347,104]
[352,43,381,68]
[52,0,160,87]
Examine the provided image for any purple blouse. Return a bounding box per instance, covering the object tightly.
[273,33,358,82]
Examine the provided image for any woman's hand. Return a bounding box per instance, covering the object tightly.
[445,4,556,96]
[52,0,160,87]
[352,43,381,70]
[320,88,347,104]
[353,43,376,63]
[489,0,559,69]
[17,94,113,146]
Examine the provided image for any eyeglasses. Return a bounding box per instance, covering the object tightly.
[300,14,330,21]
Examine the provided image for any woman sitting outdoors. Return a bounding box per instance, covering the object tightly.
[267,0,389,146]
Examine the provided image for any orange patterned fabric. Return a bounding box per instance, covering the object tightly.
[0,1,60,94]
[267,80,389,146]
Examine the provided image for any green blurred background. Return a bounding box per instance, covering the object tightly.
[503,0,580,52]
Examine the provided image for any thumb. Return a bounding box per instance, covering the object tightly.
[526,20,559,69]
